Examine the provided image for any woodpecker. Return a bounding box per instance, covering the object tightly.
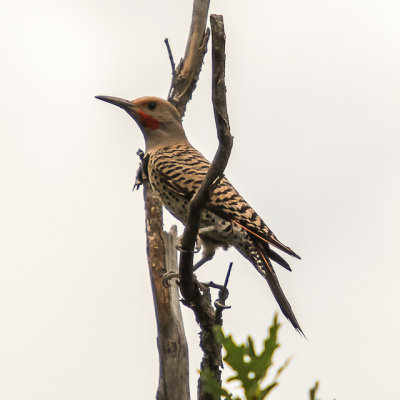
[96,95,303,333]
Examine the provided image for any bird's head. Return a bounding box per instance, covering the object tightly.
[95,95,187,152]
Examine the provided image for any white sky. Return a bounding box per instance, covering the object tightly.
[1,0,399,399]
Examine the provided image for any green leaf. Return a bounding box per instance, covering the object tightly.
[201,369,234,400]
[211,313,288,400]
[258,382,278,398]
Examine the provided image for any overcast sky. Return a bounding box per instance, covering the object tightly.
[1,1,399,399]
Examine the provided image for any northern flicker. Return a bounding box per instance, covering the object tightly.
[96,95,303,333]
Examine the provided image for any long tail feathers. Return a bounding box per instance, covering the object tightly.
[256,246,304,336]
[266,247,292,271]
[233,221,301,260]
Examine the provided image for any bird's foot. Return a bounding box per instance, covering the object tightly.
[162,270,180,288]
[132,149,146,191]
[132,167,143,191]
[175,235,201,254]
[136,148,144,160]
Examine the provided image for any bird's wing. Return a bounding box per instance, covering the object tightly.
[149,144,209,199]
[205,178,300,259]
[150,144,300,259]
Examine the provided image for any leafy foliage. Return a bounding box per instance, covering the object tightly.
[201,313,288,400]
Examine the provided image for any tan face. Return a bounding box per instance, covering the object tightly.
[95,95,187,151]
[128,97,181,131]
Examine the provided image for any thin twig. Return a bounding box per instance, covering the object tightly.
[215,262,233,324]
[164,38,176,72]
[222,262,233,290]
[164,38,176,99]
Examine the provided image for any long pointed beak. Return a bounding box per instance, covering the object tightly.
[95,95,136,110]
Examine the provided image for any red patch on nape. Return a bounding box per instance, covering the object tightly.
[136,109,160,130]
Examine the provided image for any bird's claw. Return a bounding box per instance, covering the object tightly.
[175,244,201,254]
[136,149,144,160]
[133,149,145,191]
[162,270,180,288]
[133,165,143,191]
[132,174,143,191]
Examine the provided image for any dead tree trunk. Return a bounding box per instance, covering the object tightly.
[143,181,190,400]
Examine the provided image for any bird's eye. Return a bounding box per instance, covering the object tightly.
[148,101,157,110]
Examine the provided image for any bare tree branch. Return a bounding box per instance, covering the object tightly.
[210,15,231,145]
[177,14,233,400]
[168,0,211,117]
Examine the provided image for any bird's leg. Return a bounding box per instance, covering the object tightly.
[193,236,217,271]
[198,220,241,240]
[193,253,213,271]
[175,234,201,254]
